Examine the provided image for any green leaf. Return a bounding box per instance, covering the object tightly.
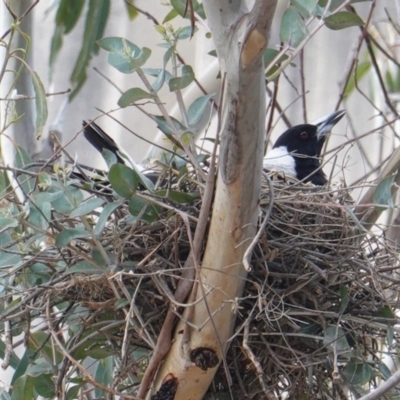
[343,60,371,98]
[177,26,197,40]
[108,164,139,199]
[69,197,105,218]
[170,0,206,19]
[124,0,139,19]
[324,11,364,30]
[169,65,195,91]
[26,263,51,286]
[101,148,118,168]
[128,196,160,222]
[378,362,392,380]
[290,0,316,18]
[0,340,20,370]
[56,228,92,247]
[98,37,151,73]
[373,175,395,210]
[70,0,110,100]
[0,170,10,197]
[51,186,84,214]
[95,357,113,398]
[33,374,55,398]
[280,7,308,47]
[50,0,85,74]
[26,363,54,377]
[118,87,155,107]
[31,71,48,139]
[86,346,115,359]
[342,361,372,385]
[163,9,178,23]
[14,146,34,195]
[264,48,288,68]
[94,201,121,237]
[187,94,214,126]
[66,384,84,400]
[109,47,151,73]
[0,218,18,231]
[323,326,352,358]
[67,261,104,275]
[56,0,86,33]
[155,190,199,203]
[11,374,34,400]
[154,115,186,137]
[375,305,396,320]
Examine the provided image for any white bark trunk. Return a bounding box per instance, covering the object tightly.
[152,1,277,399]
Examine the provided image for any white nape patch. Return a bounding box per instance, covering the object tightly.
[263,146,296,177]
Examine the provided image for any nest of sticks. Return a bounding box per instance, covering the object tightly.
[3,167,399,400]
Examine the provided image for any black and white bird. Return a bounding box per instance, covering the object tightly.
[263,110,345,185]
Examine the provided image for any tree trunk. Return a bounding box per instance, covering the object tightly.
[153,1,277,399]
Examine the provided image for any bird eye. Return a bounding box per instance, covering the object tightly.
[300,131,308,139]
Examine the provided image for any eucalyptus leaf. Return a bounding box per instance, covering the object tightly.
[373,175,395,210]
[128,196,160,222]
[94,201,121,237]
[67,261,104,275]
[343,60,371,98]
[32,374,55,398]
[70,0,110,100]
[118,87,155,107]
[342,361,372,385]
[280,7,308,47]
[169,65,195,91]
[187,94,214,125]
[69,197,105,218]
[108,164,139,199]
[324,11,364,30]
[56,229,92,247]
[31,71,48,139]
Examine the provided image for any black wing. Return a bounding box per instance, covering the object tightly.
[82,120,125,164]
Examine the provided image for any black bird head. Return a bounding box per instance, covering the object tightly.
[263,110,345,185]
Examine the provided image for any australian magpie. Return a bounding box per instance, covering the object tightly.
[263,110,345,185]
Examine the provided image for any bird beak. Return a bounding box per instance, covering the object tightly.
[315,110,345,141]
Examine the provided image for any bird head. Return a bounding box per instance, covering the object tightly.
[264,110,345,185]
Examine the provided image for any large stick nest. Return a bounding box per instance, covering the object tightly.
[2,168,399,400]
